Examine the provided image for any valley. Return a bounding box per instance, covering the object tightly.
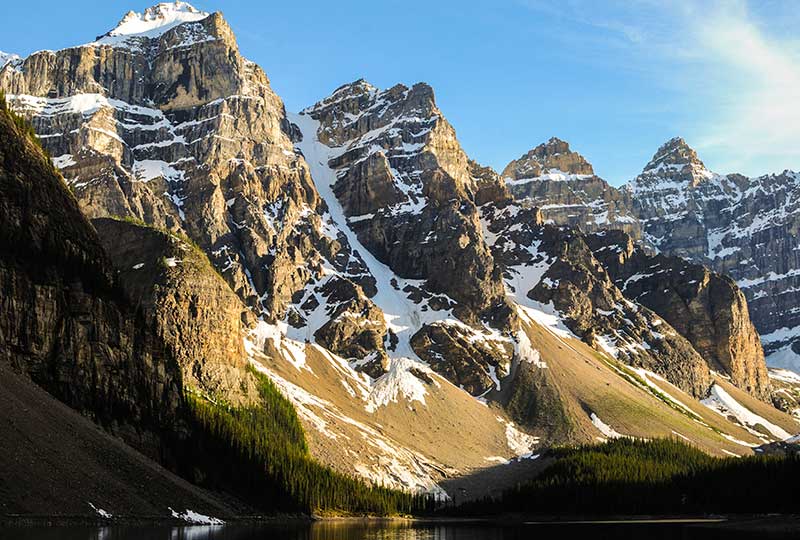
[0,1,799,526]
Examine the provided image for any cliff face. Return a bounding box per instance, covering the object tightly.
[294,79,517,396]
[625,138,800,371]
[499,136,783,401]
[586,230,771,401]
[93,218,259,405]
[502,138,641,241]
[0,103,183,454]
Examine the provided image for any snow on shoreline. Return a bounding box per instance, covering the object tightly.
[88,502,112,519]
[168,507,224,525]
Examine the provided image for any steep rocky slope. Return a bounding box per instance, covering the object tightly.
[502,138,641,240]
[502,136,779,401]
[0,0,366,332]
[479,200,711,398]
[293,79,516,395]
[0,361,236,519]
[585,230,770,401]
[3,2,798,502]
[0,95,266,520]
[625,138,800,371]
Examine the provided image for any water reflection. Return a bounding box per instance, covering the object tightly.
[1,520,794,540]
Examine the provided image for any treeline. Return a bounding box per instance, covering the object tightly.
[177,367,435,515]
[448,438,800,516]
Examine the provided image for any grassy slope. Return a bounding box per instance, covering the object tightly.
[518,316,799,455]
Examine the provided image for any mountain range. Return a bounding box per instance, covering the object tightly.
[1,1,799,519]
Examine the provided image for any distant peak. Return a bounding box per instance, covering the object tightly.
[97,2,209,42]
[333,78,377,94]
[546,136,569,146]
[644,136,706,174]
[502,137,594,180]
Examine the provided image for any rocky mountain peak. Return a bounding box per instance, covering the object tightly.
[318,78,378,108]
[502,137,594,181]
[640,136,712,184]
[97,2,209,42]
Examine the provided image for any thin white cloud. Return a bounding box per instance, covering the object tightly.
[517,0,800,176]
[684,1,800,174]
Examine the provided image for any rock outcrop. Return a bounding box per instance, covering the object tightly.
[586,229,771,401]
[502,138,641,240]
[0,4,385,379]
[93,217,259,405]
[295,80,516,392]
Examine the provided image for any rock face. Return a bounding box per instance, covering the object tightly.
[480,200,711,397]
[294,79,517,395]
[6,3,798,496]
[499,135,783,400]
[0,3,371,331]
[586,230,771,401]
[625,138,800,370]
[0,102,183,455]
[301,80,511,327]
[93,217,259,405]
[502,138,641,240]
[0,4,387,381]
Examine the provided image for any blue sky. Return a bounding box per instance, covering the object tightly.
[3,1,799,185]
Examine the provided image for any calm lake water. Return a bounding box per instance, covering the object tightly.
[1,520,795,540]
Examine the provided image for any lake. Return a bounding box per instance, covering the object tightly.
[2,519,796,539]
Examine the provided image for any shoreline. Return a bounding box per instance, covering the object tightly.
[4,513,800,528]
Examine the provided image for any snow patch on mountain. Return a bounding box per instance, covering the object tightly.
[769,368,800,384]
[248,320,311,372]
[516,303,575,341]
[504,421,539,456]
[93,2,210,49]
[0,51,21,70]
[133,160,185,183]
[87,502,112,519]
[169,507,223,525]
[590,412,624,439]
[366,357,432,413]
[505,170,594,185]
[767,345,800,374]
[7,93,164,119]
[517,325,546,368]
[701,384,791,440]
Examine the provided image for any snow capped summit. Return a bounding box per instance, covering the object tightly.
[93,2,210,47]
[0,51,21,70]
